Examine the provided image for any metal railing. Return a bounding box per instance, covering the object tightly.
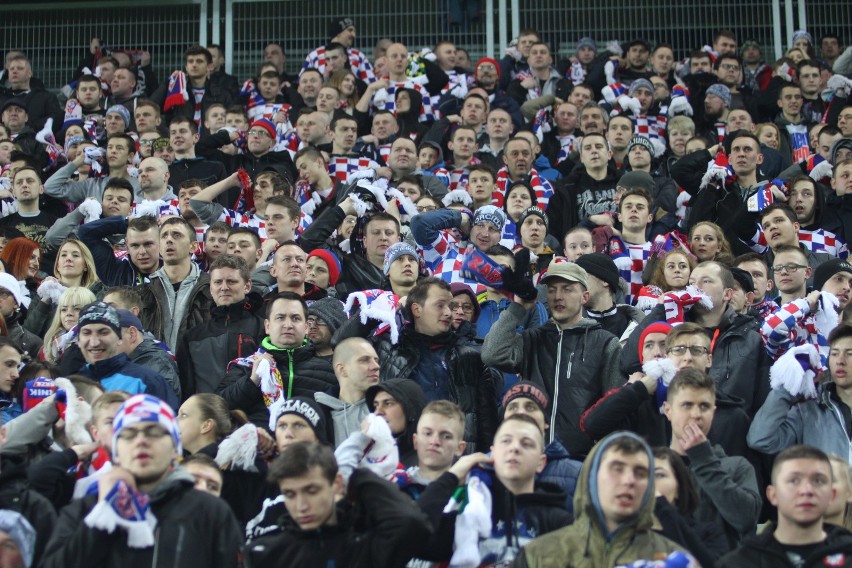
[1,0,206,91]
[224,0,492,80]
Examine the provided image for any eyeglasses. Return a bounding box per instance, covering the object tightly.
[449,302,474,313]
[306,318,327,328]
[116,424,170,442]
[247,129,271,137]
[667,345,710,356]
[719,63,741,71]
[416,205,438,213]
[772,263,808,274]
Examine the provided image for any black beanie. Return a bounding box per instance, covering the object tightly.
[575,253,621,293]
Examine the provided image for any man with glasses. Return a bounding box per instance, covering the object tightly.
[624,261,769,415]
[41,393,243,566]
[196,116,296,181]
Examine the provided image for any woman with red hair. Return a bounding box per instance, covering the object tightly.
[1,237,42,297]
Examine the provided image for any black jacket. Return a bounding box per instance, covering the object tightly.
[196,130,296,182]
[217,340,336,427]
[79,353,179,410]
[0,461,57,566]
[364,378,427,467]
[41,468,244,568]
[247,468,430,568]
[653,497,728,568]
[622,304,771,415]
[481,304,623,457]
[177,296,265,398]
[334,321,498,452]
[719,523,852,567]
[168,157,227,188]
[299,203,386,298]
[78,215,159,287]
[0,86,63,133]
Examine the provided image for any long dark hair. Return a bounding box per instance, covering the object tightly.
[653,447,700,516]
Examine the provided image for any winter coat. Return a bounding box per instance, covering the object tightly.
[130,333,181,399]
[335,319,498,453]
[0,460,57,566]
[41,467,244,568]
[151,77,236,130]
[139,264,212,351]
[653,496,728,568]
[514,432,686,567]
[482,303,623,457]
[168,157,227,189]
[217,339,336,427]
[246,468,430,568]
[79,353,178,410]
[719,523,852,567]
[177,295,265,398]
[622,304,771,415]
[538,440,583,513]
[364,378,427,467]
[748,382,852,462]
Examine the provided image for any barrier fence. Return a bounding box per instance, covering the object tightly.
[1,0,850,92]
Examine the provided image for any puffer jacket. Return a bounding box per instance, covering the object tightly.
[514,432,686,567]
[622,304,771,415]
[748,382,852,461]
[217,338,336,427]
[41,467,243,568]
[482,303,623,457]
[336,320,498,452]
[177,294,265,398]
[139,265,213,351]
[79,353,178,410]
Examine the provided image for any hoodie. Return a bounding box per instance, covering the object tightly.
[514,432,686,567]
[365,379,427,466]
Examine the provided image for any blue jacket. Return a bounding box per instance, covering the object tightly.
[77,216,160,287]
[79,353,178,410]
[538,439,583,513]
[533,155,561,182]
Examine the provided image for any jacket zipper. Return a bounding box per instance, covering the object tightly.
[550,328,564,445]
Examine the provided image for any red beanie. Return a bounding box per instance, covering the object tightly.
[638,322,673,363]
[475,57,501,79]
[249,118,276,140]
[308,248,342,286]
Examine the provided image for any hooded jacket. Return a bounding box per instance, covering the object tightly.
[514,432,686,567]
[177,294,265,397]
[334,316,498,453]
[314,388,371,448]
[481,303,623,457]
[246,468,430,568]
[719,522,852,567]
[41,467,244,568]
[395,87,428,143]
[139,264,212,351]
[365,378,427,466]
[217,338,336,427]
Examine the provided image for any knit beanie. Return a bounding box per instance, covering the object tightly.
[638,322,674,363]
[705,84,732,108]
[308,297,347,333]
[307,248,342,286]
[473,205,507,232]
[575,253,621,293]
[77,301,121,337]
[502,381,549,412]
[517,206,548,231]
[111,394,182,460]
[269,396,330,445]
[328,17,355,40]
[383,242,420,276]
[106,105,131,128]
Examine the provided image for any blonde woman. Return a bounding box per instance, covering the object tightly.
[25,238,104,337]
[40,286,96,364]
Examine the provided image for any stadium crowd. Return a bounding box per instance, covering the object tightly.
[2,15,852,566]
